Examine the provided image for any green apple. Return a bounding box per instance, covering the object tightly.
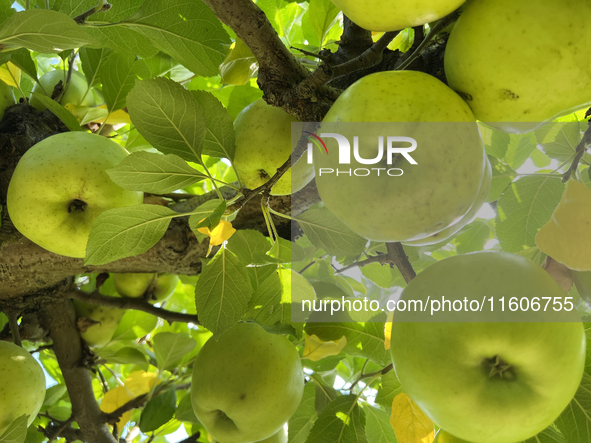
[0,79,16,120]
[445,0,591,133]
[330,0,467,31]
[113,273,179,302]
[233,99,314,196]
[0,341,46,434]
[434,430,471,443]
[403,156,492,246]
[255,427,287,443]
[191,323,304,443]
[573,270,591,306]
[73,300,126,348]
[6,132,144,258]
[390,252,585,443]
[314,70,486,242]
[30,69,95,111]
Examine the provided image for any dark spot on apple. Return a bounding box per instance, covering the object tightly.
[500,89,519,100]
[68,199,87,213]
[240,393,246,400]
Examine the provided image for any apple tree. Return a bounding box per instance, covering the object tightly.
[1,0,591,443]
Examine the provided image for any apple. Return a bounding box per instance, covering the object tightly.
[29,69,96,111]
[0,341,46,434]
[0,79,16,121]
[573,270,591,306]
[191,322,304,443]
[434,430,470,443]
[314,70,486,242]
[74,300,126,348]
[390,251,585,443]
[329,0,467,31]
[255,427,287,443]
[6,132,144,258]
[233,99,314,196]
[403,156,492,246]
[445,0,591,133]
[113,273,179,302]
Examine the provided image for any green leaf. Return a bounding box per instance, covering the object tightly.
[175,394,199,423]
[100,52,150,112]
[124,0,230,76]
[521,427,565,443]
[0,10,97,53]
[191,90,235,160]
[227,230,278,288]
[219,38,257,86]
[153,332,197,371]
[555,372,591,443]
[289,383,318,443]
[495,176,564,253]
[8,49,37,83]
[85,204,177,266]
[375,371,403,409]
[29,94,83,132]
[108,347,149,369]
[504,132,537,170]
[192,200,226,230]
[296,207,367,257]
[487,156,516,203]
[312,374,339,413]
[361,262,403,289]
[453,220,491,254]
[302,0,339,47]
[107,151,208,193]
[365,406,398,443]
[265,238,307,264]
[78,47,111,87]
[195,247,253,337]
[536,120,587,162]
[127,78,207,163]
[306,314,390,366]
[43,384,67,406]
[0,415,28,443]
[480,123,510,159]
[112,310,159,341]
[139,389,177,432]
[305,395,367,443]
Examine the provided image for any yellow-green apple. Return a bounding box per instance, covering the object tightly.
[6,132,143,258]
[390,251,585,443]
[403,156,492,246]
[30,69,95,111]
[445,0,591,133]
[434,430,471,443]
[0,341,46,434]
[74,300,125,348]
[233,99,314,196]
[255,428,287,443]
[113,273,179,302]
[330,0,467,31]
[314,70,486,242]
[191,323,304,443]
[0,79,15,120]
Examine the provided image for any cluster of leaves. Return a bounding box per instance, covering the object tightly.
[2,0,591,443]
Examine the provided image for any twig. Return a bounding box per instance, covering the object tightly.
[348,363,393,392]
[336,254,390,274]
[30,344,53,354]
[386,243,416,283]
[73,1,112,24]
[67,290,200,325]
[47,416,75,443]
[7,311,22,347]
[395,10,461,70]
[562,120,591,182]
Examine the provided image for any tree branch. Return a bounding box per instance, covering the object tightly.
[67,290,200,325]
[386,243,416,284]
[562,118,591,182]
[40,299,116,443]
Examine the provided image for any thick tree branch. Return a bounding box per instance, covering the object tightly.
[68,290,200,325]
[40,299,116,443]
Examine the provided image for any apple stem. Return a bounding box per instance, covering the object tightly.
[7,311,22,347]
[68,199,87,213]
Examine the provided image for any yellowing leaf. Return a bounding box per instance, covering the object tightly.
[100,371,158,429]
[302,333,347,361]
[384,311,393,350]
[65,103,131,125]
[0,62,21,87]
[219,39,257,85]
[390,393,435,443]
[536,180,591,271]
[198,220,236,246]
